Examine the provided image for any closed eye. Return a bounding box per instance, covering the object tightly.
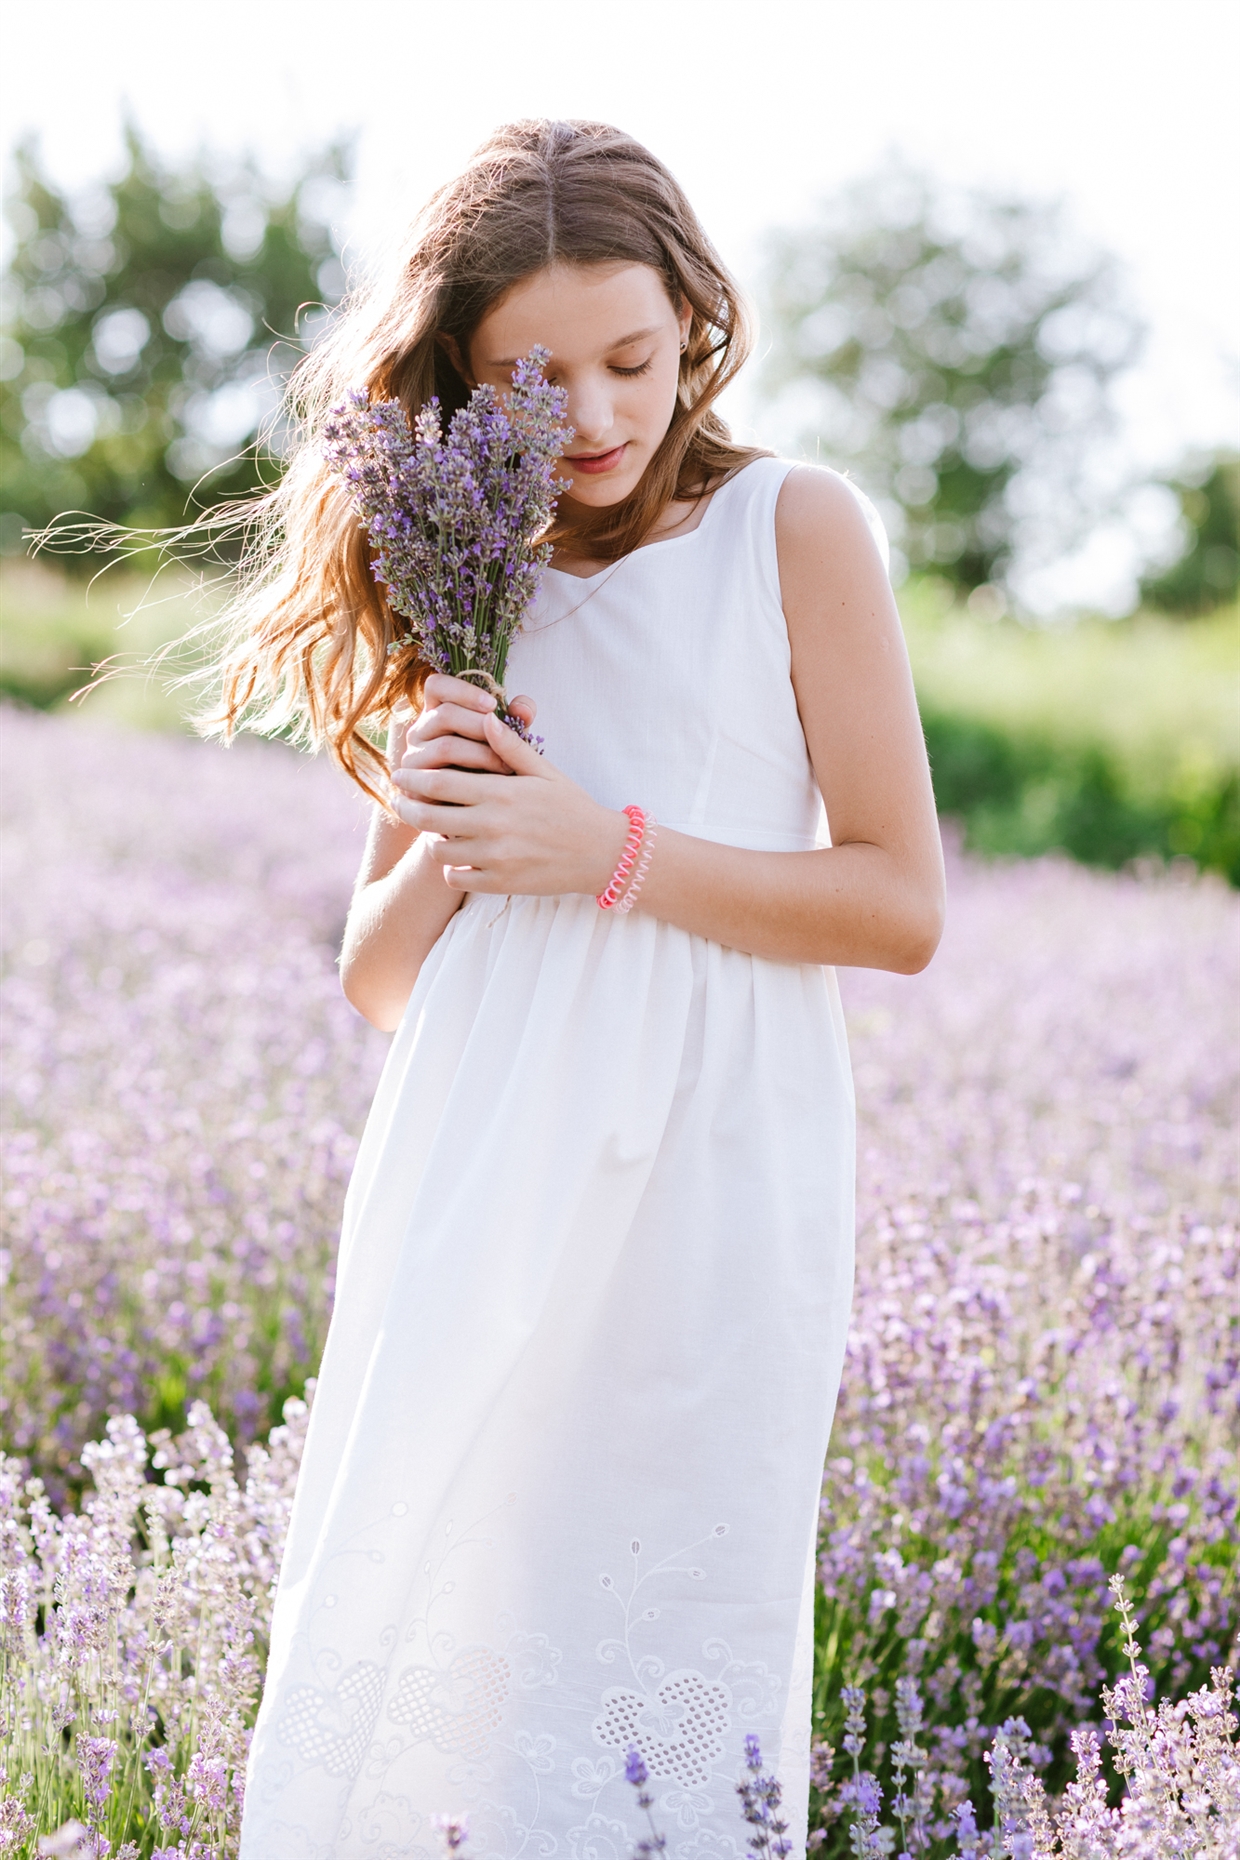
[611,358,653,378]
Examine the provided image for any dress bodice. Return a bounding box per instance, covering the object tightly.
[505,458,829,853]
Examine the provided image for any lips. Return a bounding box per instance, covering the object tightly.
[565,443,627,475]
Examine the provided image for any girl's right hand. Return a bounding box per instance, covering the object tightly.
[400,673,536,776]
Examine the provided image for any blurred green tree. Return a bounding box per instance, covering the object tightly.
[1139,452,1239,615]
[0,125,350,554]
[761,165,1142,594]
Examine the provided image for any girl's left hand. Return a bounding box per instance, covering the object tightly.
[392,711,630,896]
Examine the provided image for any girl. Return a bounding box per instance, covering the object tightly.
[231,119,944,1859]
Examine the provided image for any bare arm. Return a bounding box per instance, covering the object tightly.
[339,690,538,1031]
[392,468,944,973]
[630,467,945,968]
[338,717,461,1032]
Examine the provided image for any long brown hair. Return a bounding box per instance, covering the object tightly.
[206,119,765,800]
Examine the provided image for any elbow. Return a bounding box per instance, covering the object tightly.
[339,958,407,1035]
[890,930,940,975]
[822,838,945,974]
[889,890,946,975]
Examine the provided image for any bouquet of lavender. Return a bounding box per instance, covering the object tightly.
[322,346,572,744]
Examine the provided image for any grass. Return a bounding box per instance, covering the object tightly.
[899,582,1238,879]
[0,557,216,731]
[900,580,1239,787]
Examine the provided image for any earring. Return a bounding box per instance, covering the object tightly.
[679,337,688,352]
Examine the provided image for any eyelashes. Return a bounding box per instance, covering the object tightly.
[514,356,656,386]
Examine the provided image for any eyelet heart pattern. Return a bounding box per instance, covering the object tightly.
[279,1660,386,1778]
[387,1646,512,1762]
[592,1668,732,1788]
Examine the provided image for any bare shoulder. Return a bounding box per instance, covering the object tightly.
[774,464,895,629]
[776,462,884,559]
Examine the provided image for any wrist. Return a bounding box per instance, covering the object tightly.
[595,805,658,911]
[588,808,633,895]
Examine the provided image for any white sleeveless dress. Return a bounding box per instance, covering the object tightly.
[241,459,859,1860]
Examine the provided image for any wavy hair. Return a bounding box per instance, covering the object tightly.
[204,119,766,801]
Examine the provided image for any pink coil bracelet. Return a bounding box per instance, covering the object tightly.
[597,805,659,914]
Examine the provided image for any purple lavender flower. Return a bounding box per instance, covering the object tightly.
[839,1771,887,1860]
[889,1676,932,1854]
[624,1744,667,1858]
[625,1748,649,1788]
[735,1735,793,1860]
[322,347,572,746]
[77,1735,116,1813]
[843,1772,883,1819]
[951,1798,983,1858]
[35,1824,89,1857]
[841,1686,869,1762]
[0,1382,309,1849]
[430,1812,471,1855]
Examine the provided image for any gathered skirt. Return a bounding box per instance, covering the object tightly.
[241,891,855,1860]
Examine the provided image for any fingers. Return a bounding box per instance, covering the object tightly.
[400,733,510,775]
[422,672,497,714]
[392,793,480,835]
[392,766,507,807]
[442,862,482,891]
[404,694,540,775]
[408,700,495,747]
[405,685,537,766]
[391,756,518,835]
[481,708,551,776]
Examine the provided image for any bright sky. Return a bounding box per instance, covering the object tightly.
[3,0,1238,607]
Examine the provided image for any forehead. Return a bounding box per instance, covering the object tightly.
[475,262,676,355]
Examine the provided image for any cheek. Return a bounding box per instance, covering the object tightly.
[631,359,682,439]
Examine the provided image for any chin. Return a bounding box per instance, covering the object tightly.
[565,472,644,510]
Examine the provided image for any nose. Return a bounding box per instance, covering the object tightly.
[563,371,615,448]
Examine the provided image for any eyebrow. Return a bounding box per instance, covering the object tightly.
[484,325,664,369]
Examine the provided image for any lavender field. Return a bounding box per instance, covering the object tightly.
[1,706,1236,1855]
